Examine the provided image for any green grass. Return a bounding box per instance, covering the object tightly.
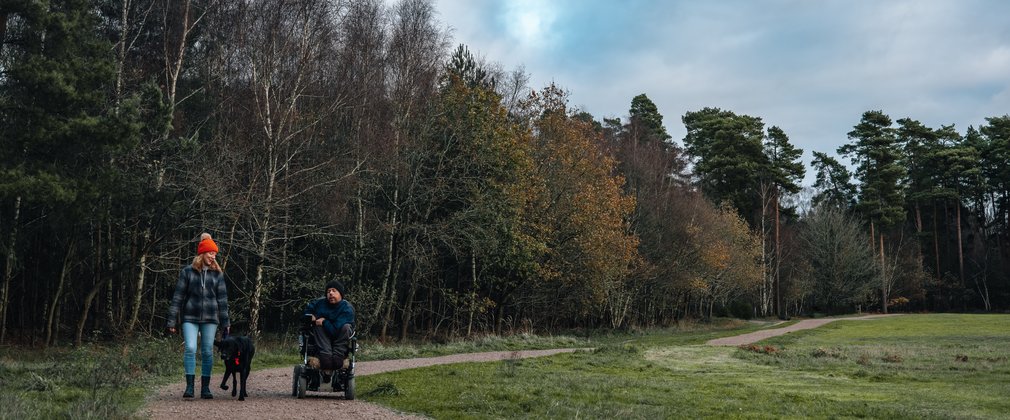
[9,315,1000,419]
[0,338,178,419]
[359,314,1010,419]
[1,323,750,419]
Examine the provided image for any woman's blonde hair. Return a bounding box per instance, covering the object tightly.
[192,253,222,272]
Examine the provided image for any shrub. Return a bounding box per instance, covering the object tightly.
[364,381,401,397]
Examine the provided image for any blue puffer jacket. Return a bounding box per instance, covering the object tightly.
[303,297,355,338]
[166,265,230,328]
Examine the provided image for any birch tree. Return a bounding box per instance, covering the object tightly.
[211,0,353,337]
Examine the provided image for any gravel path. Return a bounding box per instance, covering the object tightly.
[141,348,582,419]
[706,314,901,346]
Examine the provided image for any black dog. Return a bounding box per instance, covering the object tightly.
[214,335,255,401]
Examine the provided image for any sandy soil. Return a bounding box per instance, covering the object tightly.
[705,314,901,346]
[140,349,582,419]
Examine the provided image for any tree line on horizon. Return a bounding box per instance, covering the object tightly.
[1,0,1008,346]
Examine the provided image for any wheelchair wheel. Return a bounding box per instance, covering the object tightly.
[344,376,355,400]
[292,366,303,397]
[296,369,307,399]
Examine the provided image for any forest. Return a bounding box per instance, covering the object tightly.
[2,0,1009,346]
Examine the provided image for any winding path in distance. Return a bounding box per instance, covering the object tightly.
[706,314,901,346]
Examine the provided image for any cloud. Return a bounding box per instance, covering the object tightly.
[500,0,558,49]
[433,0,1010,184]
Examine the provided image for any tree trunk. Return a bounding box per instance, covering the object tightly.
[956,203,965,289]
[221,210,242,272]
[76,275,114,346]
[374,122,403,336]
[933,202,941,285]
[400,275,418,341]
[495,293,510,335]
[127,126,167,334]
[46,241,75,347]
[880,233,887,314]
[126,227,151,335]
[1,195,22,344]
[355,183,365,286]
[250,209,272,340]
[371,203,397,332]
[758,184,770,317]
[104,217,116,330]
[380,280,397,342]
[163,0,194,104]
[148,274,158,333]
[914,204,922,233]
[467,254,476,337]
[250,258,265,339]
[774,188,783,319]
[869,221,875,254]
[115,0,130,99]
[249,128,281,338]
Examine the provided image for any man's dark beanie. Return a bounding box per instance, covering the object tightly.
[325,280,346,296]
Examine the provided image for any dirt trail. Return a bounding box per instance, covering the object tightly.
[706,314,900,346]
[141,348,582,419]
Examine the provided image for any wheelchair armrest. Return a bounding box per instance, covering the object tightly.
[300,314,314,329]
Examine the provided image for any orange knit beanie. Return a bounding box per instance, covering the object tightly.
[197,232,219,254]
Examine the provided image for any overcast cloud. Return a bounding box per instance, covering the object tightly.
[431,0,1010,184]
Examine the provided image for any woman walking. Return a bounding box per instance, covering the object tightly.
[167,232,230,399]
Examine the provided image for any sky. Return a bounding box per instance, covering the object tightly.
[431,0,1010,185]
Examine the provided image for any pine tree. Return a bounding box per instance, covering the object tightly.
[682,107,769,224]
[838,110,906,313]
[839,110,906,228]
[629,94,672,143]
[811,151,857,210]
[0,0,141,343]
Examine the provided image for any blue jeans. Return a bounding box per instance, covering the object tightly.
[182,322,218,377]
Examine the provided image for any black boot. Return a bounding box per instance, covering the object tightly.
[183,374,195,398]
[200,376,213,399]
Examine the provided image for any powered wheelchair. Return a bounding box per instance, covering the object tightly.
[291,314,358,399]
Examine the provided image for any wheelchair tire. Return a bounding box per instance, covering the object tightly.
[296,370,307,399]
[292,366,303,397]
[344,377,355,400]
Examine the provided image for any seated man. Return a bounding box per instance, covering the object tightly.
[303,280,355,377]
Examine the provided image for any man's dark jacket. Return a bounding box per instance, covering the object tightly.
[303,298,354,337]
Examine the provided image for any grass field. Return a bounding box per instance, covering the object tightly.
[0,325,672,419]
[359,314,1010,419]
[4,315,1003,419]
